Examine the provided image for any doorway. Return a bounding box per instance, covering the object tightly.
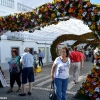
[29,48,34,55]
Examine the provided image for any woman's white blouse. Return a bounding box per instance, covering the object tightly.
[54,57,71,79]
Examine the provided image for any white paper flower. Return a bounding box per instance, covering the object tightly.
[93,82,96,85]
[82,12,87,17]
[94,87,99,92]
[57,12,61,16]
[55,18,57,21]
[92,7,96,11]
[91,12,94,16]
[70,4,73,7]
[64,11,67,15]
[89,93,92,96]
[39,14,42,18]
[88,21,92,26]
[85,90,88,93]
[96,98,100,100]
[56,5,59,9]
[97,20,100,25]
[36,9,39,14]
[83,4,87,8]
[31,19,34,22]
[96,66,99,69]
[97,11,100,16]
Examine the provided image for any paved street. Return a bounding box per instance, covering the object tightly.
[0,59,93,100]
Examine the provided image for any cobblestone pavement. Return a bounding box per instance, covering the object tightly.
[0,59,93,100]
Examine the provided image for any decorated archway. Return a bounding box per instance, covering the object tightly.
[71,39,100,49]
[0,0,100,60]
[0,0,100,34]
[71,40,87,49]
[84,39,100,50]
[50,32,95,61]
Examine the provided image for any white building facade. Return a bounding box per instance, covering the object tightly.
[0,0,53,70]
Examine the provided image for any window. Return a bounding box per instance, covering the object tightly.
[17,2,32,12]
[0,0,14,8]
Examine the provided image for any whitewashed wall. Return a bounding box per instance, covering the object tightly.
[0,40,52,63]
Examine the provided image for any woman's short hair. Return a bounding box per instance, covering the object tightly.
[11,49,18,56]
[60,46,69,57]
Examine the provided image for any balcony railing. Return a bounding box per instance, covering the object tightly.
[17,3,32,12]
[6,32,24,41]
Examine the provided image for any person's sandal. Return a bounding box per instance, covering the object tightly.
[19,93,26,96]
[7,89,13,93]
[16,89,21,92]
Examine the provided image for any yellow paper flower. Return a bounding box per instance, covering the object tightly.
[91,16,95,21]
[78,4,82,8]
[81,90,84,94]
[90,25,95,30]
[37,18,41,22]
[42,22,46,26]
[51,13,56,18]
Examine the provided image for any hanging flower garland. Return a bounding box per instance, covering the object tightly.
[0,0,100,35]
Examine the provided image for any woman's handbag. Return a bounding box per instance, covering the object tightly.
[49,81,56,100]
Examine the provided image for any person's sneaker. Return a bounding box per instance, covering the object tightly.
[19,93,26,96]
[28,92,32,95]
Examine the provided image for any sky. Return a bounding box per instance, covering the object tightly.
[90,0,100,4]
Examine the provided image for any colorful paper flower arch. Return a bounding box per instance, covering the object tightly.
[71,39,100,49]
[0,0,100,33]
[0,0,100,60]
[50,32,94,61]
[84,39,100,50]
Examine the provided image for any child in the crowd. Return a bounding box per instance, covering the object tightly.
[33,51,39,75]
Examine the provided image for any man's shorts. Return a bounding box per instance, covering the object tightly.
[22,67,34,84]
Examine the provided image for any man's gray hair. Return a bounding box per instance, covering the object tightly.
[24,47,30,52]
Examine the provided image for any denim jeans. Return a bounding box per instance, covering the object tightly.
[54,78,69,100]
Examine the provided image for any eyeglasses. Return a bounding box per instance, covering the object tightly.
[60,52,66,54]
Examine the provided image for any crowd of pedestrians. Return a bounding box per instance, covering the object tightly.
[0,46,95,100]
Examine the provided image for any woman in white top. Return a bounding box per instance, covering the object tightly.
[51,46,71,100]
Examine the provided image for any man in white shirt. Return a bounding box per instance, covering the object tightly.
[38,49,44,67]
[19,47,34,96]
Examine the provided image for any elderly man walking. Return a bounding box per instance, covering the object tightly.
[19,47,34,96]
[70,47,82,84]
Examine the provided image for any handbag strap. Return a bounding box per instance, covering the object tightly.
[51,81,54,89]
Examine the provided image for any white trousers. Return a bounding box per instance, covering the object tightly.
[72,62,81,82]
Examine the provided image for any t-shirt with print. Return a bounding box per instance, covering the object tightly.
[54,57,71,79]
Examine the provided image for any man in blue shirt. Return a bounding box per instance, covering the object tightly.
[19,47,34,96]
[38,49,44,67]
